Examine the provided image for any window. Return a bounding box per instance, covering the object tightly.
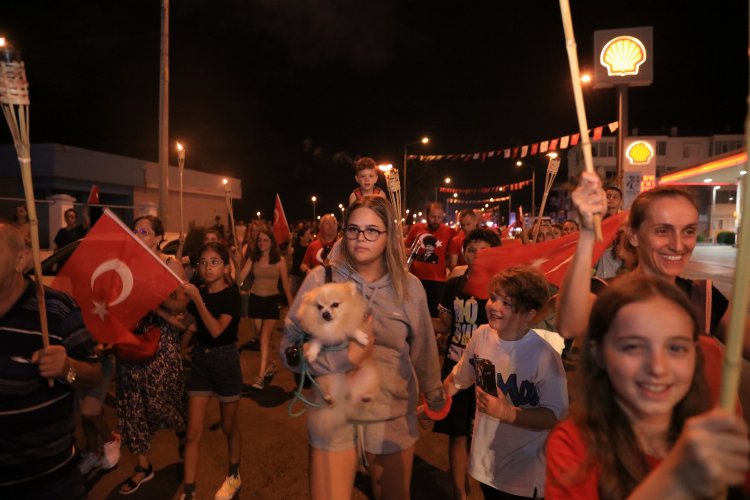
[656,141,666,155]
[606,143,614,157]
[591,144,598,157]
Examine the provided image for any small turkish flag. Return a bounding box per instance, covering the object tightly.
[466,212,628,299]
[273,194,291,244]
[52,209,182,345]
[87,185,100,205]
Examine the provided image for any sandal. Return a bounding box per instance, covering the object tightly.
[118,463,154,495]
[251,376,265,390]
[264,361,277,380]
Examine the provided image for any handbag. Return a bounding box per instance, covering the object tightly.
[114,324,161,362]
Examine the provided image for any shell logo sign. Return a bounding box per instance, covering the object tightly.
[626,141,654,165]
[600,36,647,76]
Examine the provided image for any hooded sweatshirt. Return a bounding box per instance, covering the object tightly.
[281,260,447,421]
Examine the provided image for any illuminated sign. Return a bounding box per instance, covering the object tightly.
[593,27,653,88]
[626,141,654,164]
[600,36,647,76]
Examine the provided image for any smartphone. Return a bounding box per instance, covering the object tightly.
[473,355,498,396]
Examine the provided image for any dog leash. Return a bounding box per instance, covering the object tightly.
[286,341,348,417]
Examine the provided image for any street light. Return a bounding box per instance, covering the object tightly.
[434,176,451,202]
[403,136,430,216]
[515,160,536,220]
[311,196,317,224]
[256,211,261,219]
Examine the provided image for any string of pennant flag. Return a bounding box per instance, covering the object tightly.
[408,121,618,163]
[447,195,510,205]
[439,178,533,194]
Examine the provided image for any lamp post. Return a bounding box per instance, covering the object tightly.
[311,195,317,224]
[435,176,451,202]
[403,136,429,217]
[516,160,536,220]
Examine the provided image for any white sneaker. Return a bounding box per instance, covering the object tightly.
[78,451,100,475]
[215,474,241,500]
[101,432,121,470]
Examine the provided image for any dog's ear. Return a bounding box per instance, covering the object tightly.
[302,289,316,305]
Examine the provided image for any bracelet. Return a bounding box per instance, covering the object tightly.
[421,393,452,421]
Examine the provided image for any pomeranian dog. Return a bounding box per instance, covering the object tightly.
[297,282,379,411]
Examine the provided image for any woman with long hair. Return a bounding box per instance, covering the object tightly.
[281,196,447,500]
[116,215,188,495]
[237,228,292,390]
[547,275,748,498]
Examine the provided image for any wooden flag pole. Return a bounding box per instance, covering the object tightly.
[719,4,750,412]
[558,0,603,241]
[0,40,52,386]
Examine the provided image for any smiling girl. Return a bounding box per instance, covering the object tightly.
[547,275,749,498]
[181,243,243,500]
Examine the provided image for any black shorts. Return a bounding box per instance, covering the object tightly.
[433,358,475,437]
[188,344,242,402]
[248,293,280,320]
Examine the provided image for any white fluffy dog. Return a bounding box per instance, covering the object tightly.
[297,282,379,411]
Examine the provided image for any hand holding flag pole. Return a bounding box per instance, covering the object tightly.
[0,38,52,386]
[558,0,603,242]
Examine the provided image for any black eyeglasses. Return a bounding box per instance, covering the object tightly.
[133,228,154,237]
[198,258,224,267]
[343,225,386,241]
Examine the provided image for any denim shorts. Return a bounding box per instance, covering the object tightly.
[187,344,242,403]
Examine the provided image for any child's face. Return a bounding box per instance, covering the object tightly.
[600,295,696,426]
[197,249,227,284]
[463,239,490,269]
[355,169,378,192]
[485,287,532,338]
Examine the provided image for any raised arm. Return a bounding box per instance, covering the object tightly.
[556,171,606,340]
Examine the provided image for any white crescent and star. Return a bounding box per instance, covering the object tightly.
[89,259,134,320]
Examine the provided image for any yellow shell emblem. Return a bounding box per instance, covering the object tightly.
[600,36,647,76]
[626,141,653,164]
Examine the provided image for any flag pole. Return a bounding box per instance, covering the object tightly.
[177,142,185,237]
[558,0,603,241]
[719,3,750,412]
[0,39,52,386]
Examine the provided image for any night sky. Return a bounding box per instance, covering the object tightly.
[2,1,748,222]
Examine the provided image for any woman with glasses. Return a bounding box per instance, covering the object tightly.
[117,215,188,495]
[281,196,447,500]
[237,228,293,390]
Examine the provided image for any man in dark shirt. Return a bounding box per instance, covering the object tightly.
[0,222,101,499]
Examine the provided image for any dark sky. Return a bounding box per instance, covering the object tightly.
[3,1,748,221]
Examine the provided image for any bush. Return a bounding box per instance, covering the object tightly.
[716,231,735,245]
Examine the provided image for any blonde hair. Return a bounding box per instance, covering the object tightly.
[341,197,408,301]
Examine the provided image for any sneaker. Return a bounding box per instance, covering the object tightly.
[215,474,241,500]
[78,451,101,475]
[251,376,264,390]
[101,432,121,470]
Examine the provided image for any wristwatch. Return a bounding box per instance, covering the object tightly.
[65,362,77,384]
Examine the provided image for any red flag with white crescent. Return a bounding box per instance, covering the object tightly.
[465,212,628,299]
[51,209,182,345]
[273,194,291,244]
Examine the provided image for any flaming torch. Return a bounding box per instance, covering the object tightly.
[378,163,402,225]
[0,38,51,381]
[532,154,561,241]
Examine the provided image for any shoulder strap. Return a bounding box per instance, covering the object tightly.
[324,264,333,283]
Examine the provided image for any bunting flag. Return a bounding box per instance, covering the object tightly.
[465,211,629,299]
[439,179,532,195]
[52,209,183,345]
[273,194,291,244]
[447,195,510,205]
[406,120,617,163]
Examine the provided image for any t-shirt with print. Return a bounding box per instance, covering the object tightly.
[452,325,568,497]
[187,284,241,347]
[405,223,456,282]
[302,238,337,270]
[440,274,487,363]
[448,231,466,267]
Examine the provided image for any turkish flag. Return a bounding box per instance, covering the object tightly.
[466,212,628,299]
[51,209,182,345]
[273,194,291,244]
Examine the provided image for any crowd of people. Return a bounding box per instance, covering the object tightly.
[0,156,748,500]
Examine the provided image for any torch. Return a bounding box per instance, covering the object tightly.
[378,163,402,225]
[177,142,185,236]
[0,38,51,383]
[532,154,561,242]
[222,178,237,246]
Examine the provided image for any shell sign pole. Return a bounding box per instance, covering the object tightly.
[622,138,656,209]
[593,27,654,194]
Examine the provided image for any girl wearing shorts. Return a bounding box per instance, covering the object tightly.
[181,243,243,500]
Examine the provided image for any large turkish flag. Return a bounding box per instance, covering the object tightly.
[273,194,291,244]
[465,211,628,299]
[52,209,182,345]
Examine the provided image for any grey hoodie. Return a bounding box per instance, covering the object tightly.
[281,261,447,421]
